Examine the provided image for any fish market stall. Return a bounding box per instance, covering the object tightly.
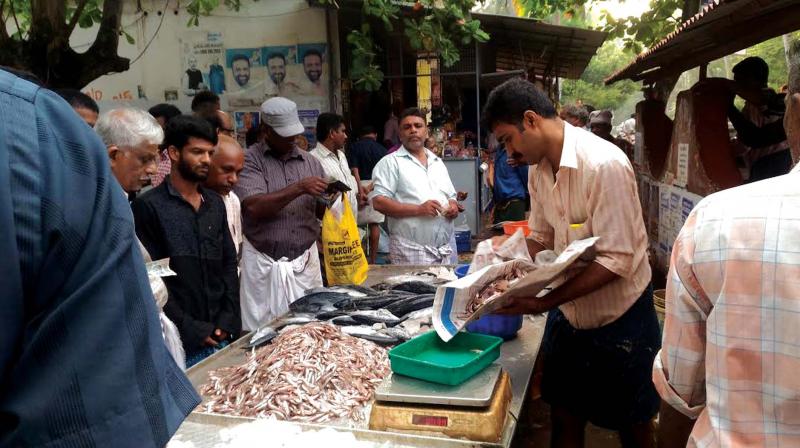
[170,265,546,447]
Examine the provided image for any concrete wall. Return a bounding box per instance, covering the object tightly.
[72,0,331,115]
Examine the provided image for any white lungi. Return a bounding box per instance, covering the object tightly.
[389,234,459,265]
[240,239,323,331]
[138,238,186,370]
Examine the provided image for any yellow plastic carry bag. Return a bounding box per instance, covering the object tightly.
[321,193,369,285]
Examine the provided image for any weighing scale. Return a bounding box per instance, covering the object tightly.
[369,364,512,442]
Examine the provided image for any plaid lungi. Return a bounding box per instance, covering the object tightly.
[389,234,458,265]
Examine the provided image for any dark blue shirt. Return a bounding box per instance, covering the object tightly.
[493,148,529,202]
[347,137,388,180]
[0,70,199,447]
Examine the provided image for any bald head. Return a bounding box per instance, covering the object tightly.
[785,39,800,164]
[205,134,244,195]
[217,110,234,137]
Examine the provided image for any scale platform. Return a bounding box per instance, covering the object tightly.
[369,365,511,442]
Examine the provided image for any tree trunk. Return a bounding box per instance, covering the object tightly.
[0,0,129,89]
[784,33,794,67]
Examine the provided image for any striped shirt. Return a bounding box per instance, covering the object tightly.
[527,122,651,329]
[310,143,359,218]
[234,142,325,260]
[654,165,800,447]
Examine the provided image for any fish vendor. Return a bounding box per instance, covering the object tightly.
[134,115,241,367]
[235,97,328,331]
[369,107,461,265]
[483,78,660,448]
[0,69,198,446]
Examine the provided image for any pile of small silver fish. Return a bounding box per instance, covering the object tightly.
[202,322,390,423]
[461,266,527,318]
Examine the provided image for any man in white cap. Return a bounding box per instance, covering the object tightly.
[234,97,328,331]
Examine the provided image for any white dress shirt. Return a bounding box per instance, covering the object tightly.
[369,145,457,248]
[310,142,359,217]
[221,191,242,255]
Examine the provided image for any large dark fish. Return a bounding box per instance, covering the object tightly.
[289,292,354,313]
[390,281,438,295]
[348,294,401,311]
[304,285,381,298]
[315,309,348,320]
[243,326,279,349]
[386,294,435,317]
[341,326,402,346]
[350,309,406,327]
[272,314,316,330]
[329,315,359,326]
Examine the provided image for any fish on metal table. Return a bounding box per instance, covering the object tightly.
[340,325,402,346]
[350,309,406,327]
[329,315,360,326]
[289,291,354,313]
[244,326,279,349]
[385,294,435,317]
[304,284,380,298]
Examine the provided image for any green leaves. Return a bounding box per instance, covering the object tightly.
[343,0,490,90]
[600,0,683,54]
[347,24,383,91]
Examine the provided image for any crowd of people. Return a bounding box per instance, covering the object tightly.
[2,39,799,446]
[13,82,468,368]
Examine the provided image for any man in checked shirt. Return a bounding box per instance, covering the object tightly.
[484,78,660,448]
[656,40,800,448]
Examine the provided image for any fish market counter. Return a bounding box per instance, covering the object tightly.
[171,265,546,447]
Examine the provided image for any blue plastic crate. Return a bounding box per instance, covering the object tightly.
[455,230,471,253]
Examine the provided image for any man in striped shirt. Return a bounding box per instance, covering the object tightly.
[484,78,659,447]
[656,40,800,448]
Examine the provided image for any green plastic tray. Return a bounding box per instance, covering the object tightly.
[388,331,504,386]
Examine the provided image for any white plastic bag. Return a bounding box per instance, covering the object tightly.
[469,229,532,274]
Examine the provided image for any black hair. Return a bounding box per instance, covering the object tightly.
[231,54,251,66]
[266,52,286,64]
[733,56,769,85]
[55,88,99,113]
[197,108,223,133]
[482,78,556,130]
[191,90,220,112]
[316,112,345,142]
[0,66,43,86]
[245,126,260,147]
[359,125,377,137]
[302,49,323,63]
[399,107,426,124]
[561,104,589,124]
[163,114,218,150]
[148,103,182,123]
